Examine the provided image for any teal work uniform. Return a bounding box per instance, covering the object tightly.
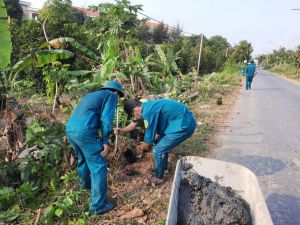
[245,63,256,90]
[66,90,117,215]
[142,99,196,179]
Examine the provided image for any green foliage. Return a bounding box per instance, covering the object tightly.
[19,120,67,189]
[0,204,20,223]
[17,182,38,202]
[0,0,12,69]
[10,19,44,65]
[4,0,23,20]
[26,120,65,148]
[0,187,15,210]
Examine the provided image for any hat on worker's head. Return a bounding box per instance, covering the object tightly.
[250,59,254,63]
[124,98,141,118]
[101,80,125,97]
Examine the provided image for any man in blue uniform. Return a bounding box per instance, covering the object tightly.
[66,80,124,215]
[115,98,196,184]
[245,59,256,90]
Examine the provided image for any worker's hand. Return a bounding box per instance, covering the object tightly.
[136,142,150,155]
[114,128,122,135]
[101,144,109,157]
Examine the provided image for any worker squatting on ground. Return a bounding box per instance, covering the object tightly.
[245,59,256,90]
[115,98,197,184]
[66,80,124,215]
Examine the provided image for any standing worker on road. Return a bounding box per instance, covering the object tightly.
[66,80,124,215]
[245,59,256,90]
[115,98,196,184]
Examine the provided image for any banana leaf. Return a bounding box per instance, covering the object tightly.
[102,37,118,62]
[0,0,11,69]
[93,58,117,83]
[12,49,74,73]
[42,37,100,62]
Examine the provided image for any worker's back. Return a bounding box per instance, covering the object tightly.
[246,63,256,77]
[66,90,117,134]
[142,98,195,136]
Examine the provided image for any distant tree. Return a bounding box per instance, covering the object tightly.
[152,23,169,44]
[169,23,182,43]
[232,40,253,63]
[38,0,89,48]
[208,35,229,53]
[207,35,230,71]
[4,0,23,20]
[39,0,72,24]
[134,21,153,43]
[88,0,141,39]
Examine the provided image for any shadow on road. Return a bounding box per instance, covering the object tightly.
[266,193,300,225]
[234,155,285,176]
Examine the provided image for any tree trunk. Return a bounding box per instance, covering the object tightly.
[52,81,58,114]
[3,97,25,162]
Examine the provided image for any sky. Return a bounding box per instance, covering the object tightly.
[29,0,300,56]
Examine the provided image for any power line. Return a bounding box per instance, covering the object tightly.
[137,11,196,36]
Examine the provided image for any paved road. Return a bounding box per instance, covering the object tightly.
[213,70,300,225]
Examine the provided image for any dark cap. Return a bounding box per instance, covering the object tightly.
[124,98,141,117]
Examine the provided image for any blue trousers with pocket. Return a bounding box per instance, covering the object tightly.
[153,122,196,179]
[66,131,108,214]
[246,75,254,90]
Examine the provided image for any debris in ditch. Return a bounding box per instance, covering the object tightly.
[178,170,252,225]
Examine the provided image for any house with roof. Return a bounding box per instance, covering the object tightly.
[20,1,39,20]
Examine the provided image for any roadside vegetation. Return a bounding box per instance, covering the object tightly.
[1,0,248,224]
[258,46,300,80]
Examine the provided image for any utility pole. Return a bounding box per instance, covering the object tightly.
[225,47,229,57]
[197,33,204,75]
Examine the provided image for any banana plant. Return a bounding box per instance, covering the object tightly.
[120,46,153,92]
[156,46,181,78]
[2,49,74,96]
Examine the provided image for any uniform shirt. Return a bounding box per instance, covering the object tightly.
[246,63,256,77]
[141,99,194,144]
[66,90,117,144]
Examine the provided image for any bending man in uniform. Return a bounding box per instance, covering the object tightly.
[115,98,196,184]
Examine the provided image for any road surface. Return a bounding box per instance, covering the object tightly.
[213,70,300,225]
